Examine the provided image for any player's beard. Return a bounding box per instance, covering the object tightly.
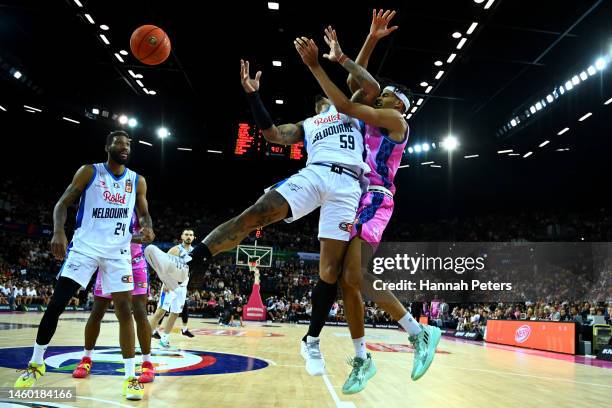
[109,148,130,165]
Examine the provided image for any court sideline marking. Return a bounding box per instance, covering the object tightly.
[323,374,356,408]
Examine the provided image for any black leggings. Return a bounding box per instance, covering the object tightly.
[36,277,82,345]
[181,303,189,325]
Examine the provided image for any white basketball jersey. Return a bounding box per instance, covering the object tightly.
[70,163,138,260]
[302,105,367,170]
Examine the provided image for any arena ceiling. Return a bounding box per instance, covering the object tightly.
[1,0,611,216]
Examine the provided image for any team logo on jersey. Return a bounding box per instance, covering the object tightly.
[0,346,269,376]
[125,179,133,193]
[338,222,354,232]
[113,182,121,189]
[122,275,134,283]
[103,190,127,205]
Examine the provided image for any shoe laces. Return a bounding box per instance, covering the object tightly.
[17,365,42,379]
[345,356,365,380]
[128,377,143,390]
[410,328,429,357]
[306,340,322,359]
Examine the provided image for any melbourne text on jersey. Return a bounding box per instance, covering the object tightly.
[91,207,130,219]
[312,123,355,144]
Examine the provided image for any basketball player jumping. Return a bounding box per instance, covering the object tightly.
[145,52,381,375]
[295,19,441,393]
[71,210,156,384]
[149,229,195,349]
[14,130,154,401]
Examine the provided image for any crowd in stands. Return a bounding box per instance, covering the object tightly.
[1,179,610,335]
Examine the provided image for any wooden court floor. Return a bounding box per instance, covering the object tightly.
[0,312,610,408]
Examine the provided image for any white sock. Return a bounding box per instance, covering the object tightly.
[84,349,93,358]
[31,342,48,365]
[352,336,367,359]
[124,358,135,378]
[398,312,422,336]
[142,354,151,363]
[161,333,169,342]
[306,335,319,343]
[182,326,188,332]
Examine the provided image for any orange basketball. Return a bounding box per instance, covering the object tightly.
[130,25,171,65]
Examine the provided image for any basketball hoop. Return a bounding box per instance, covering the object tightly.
[248,260,259,272]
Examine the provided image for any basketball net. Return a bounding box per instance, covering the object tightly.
[248,260,259,273]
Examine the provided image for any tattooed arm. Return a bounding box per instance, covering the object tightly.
[262,122,304,145]
[240,59,304,145]
[135,175,155,244]
[322,26,380,106]
[51,165,94,260]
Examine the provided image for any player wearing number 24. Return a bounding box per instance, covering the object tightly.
[15,130,154,401]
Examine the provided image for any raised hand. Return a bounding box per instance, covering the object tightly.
[294,37,319,68]
[369,9,398,40]
[240,59,262,93]
[322,26,344,62]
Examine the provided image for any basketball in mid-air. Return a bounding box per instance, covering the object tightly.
[130,25,171,65]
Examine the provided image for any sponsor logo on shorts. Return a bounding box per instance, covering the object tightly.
[287,182,302,192]
[132,255,145,264]
[338,222,354,232]
[515,325,531,343]
[137,282,148,288]
[121,275,134,283]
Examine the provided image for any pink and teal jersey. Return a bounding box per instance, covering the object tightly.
[363,123,409,194]
[351,122,409,246]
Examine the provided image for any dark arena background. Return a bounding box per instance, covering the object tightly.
[0,1,611,407]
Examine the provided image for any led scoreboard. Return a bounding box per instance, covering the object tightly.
[235,123,304,160]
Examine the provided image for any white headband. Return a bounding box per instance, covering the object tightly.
[383,85,411,113]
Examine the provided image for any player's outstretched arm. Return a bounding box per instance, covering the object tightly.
[347,9,398,93]
[51,165,94,260]
[295,37,406,135]
[322,25,379,105]
[240,59,304,145]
